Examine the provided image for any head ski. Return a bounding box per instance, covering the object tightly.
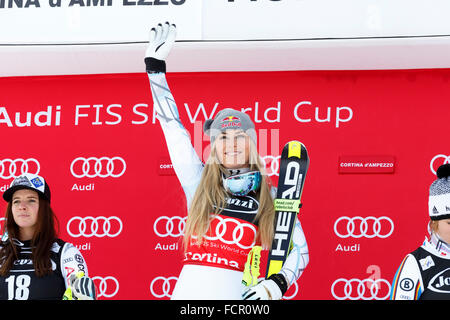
[266,140,309,278]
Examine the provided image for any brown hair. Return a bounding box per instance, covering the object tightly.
[0,197,59,277]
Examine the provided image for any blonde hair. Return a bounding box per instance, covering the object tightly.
[183,138,275,250]
[429,220,439,233]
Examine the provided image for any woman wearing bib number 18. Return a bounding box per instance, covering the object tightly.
[145,22,309,300]
[0,173,96,300]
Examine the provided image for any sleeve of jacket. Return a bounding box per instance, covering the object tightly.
[147,72,204,209]
[390,253,423,300]
[60,243,89,289]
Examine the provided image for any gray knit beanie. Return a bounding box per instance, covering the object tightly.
[203,108,257,146]
[429,163,450,220]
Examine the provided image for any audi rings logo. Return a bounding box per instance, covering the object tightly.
[430,154,450,175]
[0,158,40,179]
[92,276,119,298]
[150,276,178,299]
[154,216,186,238]
[331,278,391,300]
[67,216,123,238]
[283,280,299,300]
[334,216,394,239]
[70,156,126,178]
[194,215,257,250]
[262,155,280,177]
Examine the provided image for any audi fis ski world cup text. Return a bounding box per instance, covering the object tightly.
[0,104,153,127]
[0,101,354,128]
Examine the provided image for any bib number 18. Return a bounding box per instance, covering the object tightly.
[5,275,31,300]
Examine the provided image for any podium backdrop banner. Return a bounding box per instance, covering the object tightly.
[0,68,449,299]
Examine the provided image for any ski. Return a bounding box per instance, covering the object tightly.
[265,140,309,278]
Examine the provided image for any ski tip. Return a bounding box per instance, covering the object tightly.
[287,141,300,158]
[286,141,308,158]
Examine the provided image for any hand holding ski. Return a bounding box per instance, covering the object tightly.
[62,271,96,300]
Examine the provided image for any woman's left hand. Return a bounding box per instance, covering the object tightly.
[242,279,282,300]
[69,273,97,300]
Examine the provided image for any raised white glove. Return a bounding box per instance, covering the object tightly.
[145,21,177,61]
[242,279,283,300]
[69,272,96,300]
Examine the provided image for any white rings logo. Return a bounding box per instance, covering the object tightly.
[0,158,40,179]
[261,155,280,177]
[334,216,394,239]
[331,278,391,300]
[196,215,257,250]
[154,216,186,238]
[70,156,126,178]
[150,276,178,299]
[283,280,299,300]
[430,154,450,175]
[67,216,123,238]
[92,276,119,298]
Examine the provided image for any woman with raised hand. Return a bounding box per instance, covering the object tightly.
[146,22,309,300]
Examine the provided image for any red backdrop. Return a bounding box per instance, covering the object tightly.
[0,69,449,299]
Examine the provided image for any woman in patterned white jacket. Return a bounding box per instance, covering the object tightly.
[390,164,450,300]
[145,22,309,300]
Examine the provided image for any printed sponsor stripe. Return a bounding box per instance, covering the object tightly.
[390,256,408,299]
[414,281,422,300]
